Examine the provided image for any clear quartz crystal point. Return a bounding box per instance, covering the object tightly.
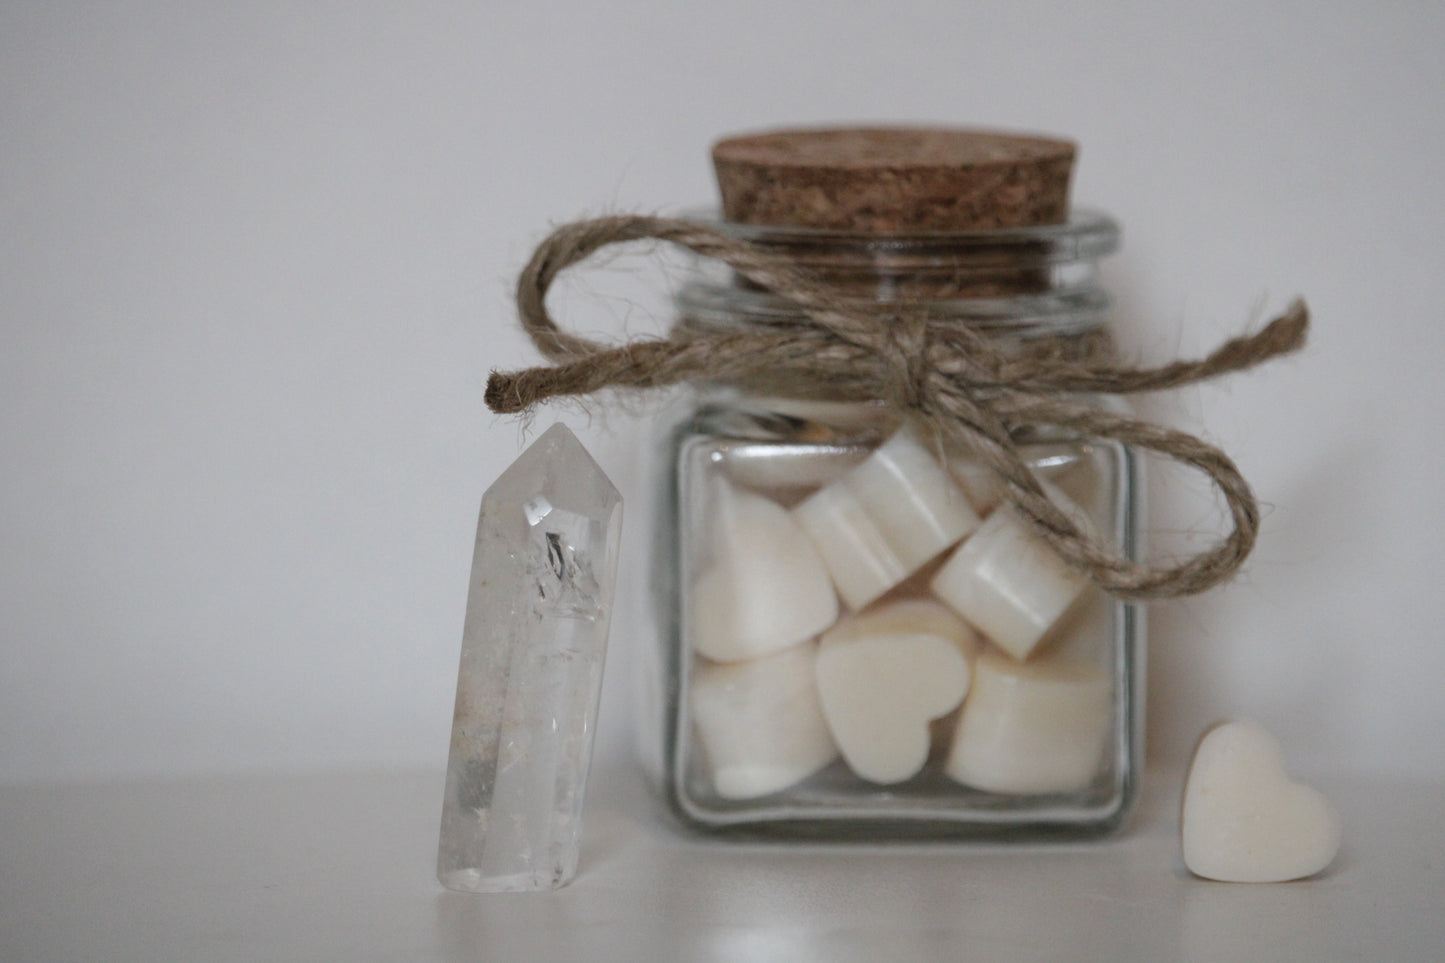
[437,423,623,893]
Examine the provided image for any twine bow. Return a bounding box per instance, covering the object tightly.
[486,215,1309,600]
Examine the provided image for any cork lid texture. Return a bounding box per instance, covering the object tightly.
[712,127,1076,232]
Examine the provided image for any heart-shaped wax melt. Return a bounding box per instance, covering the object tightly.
[691,641,839,800]
[1181,719,1342,883]
[815,600,977,784]
[690,480,839,662]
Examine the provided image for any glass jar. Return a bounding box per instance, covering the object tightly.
[652,209,1143,839]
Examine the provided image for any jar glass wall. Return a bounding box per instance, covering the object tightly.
[653,211,1144,839]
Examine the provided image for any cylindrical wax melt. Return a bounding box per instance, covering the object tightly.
[930,500,1088,660]
[720,444,866,494]
[794,423,979,610]
[945,651,1111,794]
[690,642,840,799]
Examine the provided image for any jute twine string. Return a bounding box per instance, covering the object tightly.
[486,214,1309,600]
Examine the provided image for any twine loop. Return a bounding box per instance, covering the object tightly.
[485,214,1309,600]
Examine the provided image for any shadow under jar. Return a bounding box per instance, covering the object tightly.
[656,209,1144,839]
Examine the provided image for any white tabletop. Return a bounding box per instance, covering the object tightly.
[2,766,1440,962]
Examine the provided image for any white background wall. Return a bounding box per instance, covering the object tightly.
[3,1,1442,784]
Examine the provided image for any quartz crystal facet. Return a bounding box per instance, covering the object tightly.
[437,423,622,892]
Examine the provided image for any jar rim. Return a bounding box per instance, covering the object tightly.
[674,207,1118,338]
[678,207,1119,260]
[676,282,1113,339]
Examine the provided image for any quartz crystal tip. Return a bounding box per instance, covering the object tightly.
[437,423,623,892]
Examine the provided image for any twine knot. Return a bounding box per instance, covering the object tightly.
[883,312,932,411]
[485,214,1309,601]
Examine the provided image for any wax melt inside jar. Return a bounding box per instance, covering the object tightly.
[657,128,1143,839]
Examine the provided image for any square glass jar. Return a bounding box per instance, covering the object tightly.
[649,212,1145,839]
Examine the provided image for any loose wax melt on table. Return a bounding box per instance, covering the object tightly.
[690,642,839,800]
[1181,719,1342,883]
[945,650,1111,794]
[793,423,980,611]
[815,600,979,784]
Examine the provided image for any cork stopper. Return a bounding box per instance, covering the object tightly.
[712,127,1075,232]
